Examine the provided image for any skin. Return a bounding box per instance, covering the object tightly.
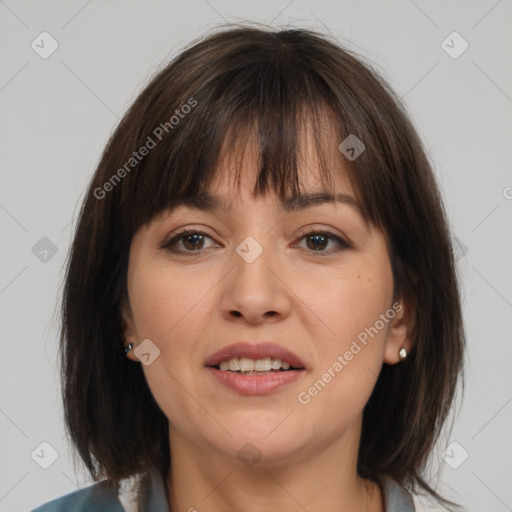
[122,129,414,512]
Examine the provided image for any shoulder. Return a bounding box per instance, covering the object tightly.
[30,480,125,512]
[381,475,416,512]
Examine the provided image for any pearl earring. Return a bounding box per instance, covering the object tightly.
[398,347,407,360]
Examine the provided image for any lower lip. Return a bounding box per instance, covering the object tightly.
[206,367,305,395]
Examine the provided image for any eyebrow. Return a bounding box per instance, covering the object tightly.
[174,192,361,214]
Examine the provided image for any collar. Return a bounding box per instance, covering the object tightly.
[380,474,416,511]
[137,466,170,511]
[129,467,415,512]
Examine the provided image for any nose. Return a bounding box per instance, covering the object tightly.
[220,241,292,325]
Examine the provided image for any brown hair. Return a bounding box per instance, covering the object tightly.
[60,23,465,508]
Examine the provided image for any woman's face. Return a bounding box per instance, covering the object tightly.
[122,133,412,467]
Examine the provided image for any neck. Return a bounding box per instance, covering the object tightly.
[165,422,383,512]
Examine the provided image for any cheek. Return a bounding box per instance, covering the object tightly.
[298,253,394,349]
[128,261,215,342]
[127,262,218,424]
[295,254,394,415]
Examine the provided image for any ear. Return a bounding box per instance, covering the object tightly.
[120,298,139,362]
[383,297,415,365]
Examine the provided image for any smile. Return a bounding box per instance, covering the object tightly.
[216,357,301,373]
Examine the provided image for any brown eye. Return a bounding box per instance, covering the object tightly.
[295,231,350,255]
[160,230,217,254]
[181,233,206,250]
[305,233,329,251]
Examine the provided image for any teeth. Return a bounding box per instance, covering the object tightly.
[228,359,241,372]
[217,357,294,372]
[255,357,272,371]
[239,357,254,371]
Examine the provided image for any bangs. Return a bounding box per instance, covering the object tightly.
[108,37,373,239]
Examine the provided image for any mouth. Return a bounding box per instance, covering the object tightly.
[211,357,304,375]
[204,342,307,372]
[204,342,307,395]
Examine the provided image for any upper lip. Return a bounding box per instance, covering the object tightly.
[205,342,307,369]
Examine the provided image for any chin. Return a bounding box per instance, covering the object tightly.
[214,416,311,464]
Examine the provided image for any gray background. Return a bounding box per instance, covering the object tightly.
[1,1,511,511]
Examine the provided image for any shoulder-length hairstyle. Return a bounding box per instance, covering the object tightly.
[60,23,465,508]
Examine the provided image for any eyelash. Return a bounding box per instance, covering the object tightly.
[159,228,351,257]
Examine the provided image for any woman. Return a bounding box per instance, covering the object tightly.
[32,24,465,512]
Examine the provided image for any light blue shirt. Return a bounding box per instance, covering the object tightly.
[31,466,415,511]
